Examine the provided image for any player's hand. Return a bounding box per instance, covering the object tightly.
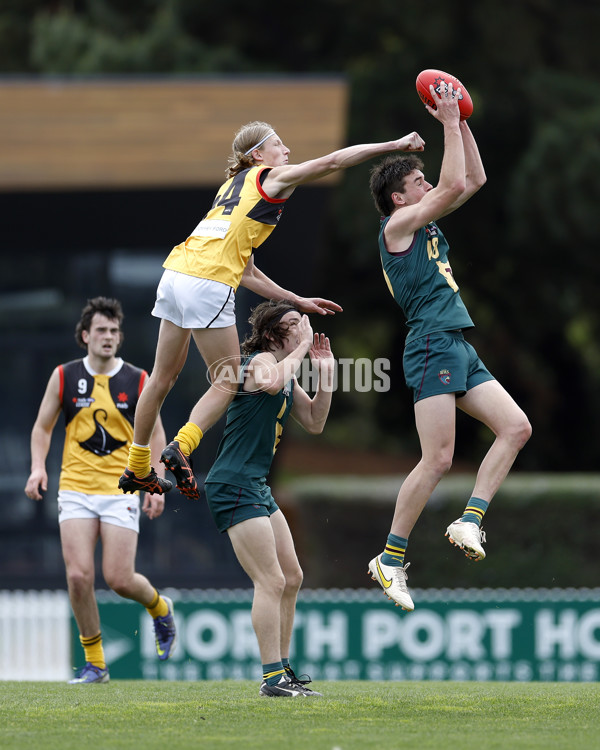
[397,132,425,152]
[24,470,47,501]
[142,492,165,519]
[425,82,461,123]
[309,333,335,371]
[295,296,343,316]
[297,314,315,349]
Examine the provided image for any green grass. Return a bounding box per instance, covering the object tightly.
[1,680,599,750]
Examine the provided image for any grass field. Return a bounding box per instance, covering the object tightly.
[2,680,600,750]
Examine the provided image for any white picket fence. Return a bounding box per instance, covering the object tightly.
[0,590,71,681]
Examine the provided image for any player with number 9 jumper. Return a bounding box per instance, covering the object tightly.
[119,120,426,499]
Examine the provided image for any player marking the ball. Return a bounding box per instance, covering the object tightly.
[367,73,531,609]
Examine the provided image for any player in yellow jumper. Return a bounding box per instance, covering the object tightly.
[25,297,176,684]
[119,120,426,499]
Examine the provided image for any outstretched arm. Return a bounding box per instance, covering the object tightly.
[239,256,343,316]
[437,120,487,217]
[460,120,486,193]
[385,84,465,242]
[263,132,426,199]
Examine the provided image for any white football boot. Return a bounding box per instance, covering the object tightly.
[368,554,414,611]
[446,519,486,560]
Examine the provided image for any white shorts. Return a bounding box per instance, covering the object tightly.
[57,490,140,532]
[152,269,236,329]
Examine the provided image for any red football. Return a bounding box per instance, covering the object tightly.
[416,69,473,121]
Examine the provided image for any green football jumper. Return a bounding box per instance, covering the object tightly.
[379,219,474,341]
[379,218,493,401]
[206,353,294,489]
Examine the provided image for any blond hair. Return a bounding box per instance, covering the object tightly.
[226,121,276,178]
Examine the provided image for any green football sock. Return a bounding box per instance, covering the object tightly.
[461,497,489,527]
[381,533,408,567]
[263,661,285,686]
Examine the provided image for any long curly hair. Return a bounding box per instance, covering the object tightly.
[75,296,124,350]
[241,299,300,355]
[226,121,276,178]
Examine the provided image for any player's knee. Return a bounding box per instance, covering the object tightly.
[258,570,286,600]
[108,583,127,598]
[285,565,303,593]
[421,453,452,480]
[104,572,133,597]
[66,567,94,595]
[516,416,532,448]
[149,369,179,396]
[430,451,453,477]
[274,572,287,599]
[506,413,532,449]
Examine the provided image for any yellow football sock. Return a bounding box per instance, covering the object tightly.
[145,589,168,618]
[174,422,203,456]
[127,444,151,478]
[80,632,106,669]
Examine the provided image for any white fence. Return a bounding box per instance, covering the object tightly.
[0,590,71,681]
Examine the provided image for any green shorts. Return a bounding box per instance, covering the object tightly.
[204,481,279,533]
[403,330,494,403]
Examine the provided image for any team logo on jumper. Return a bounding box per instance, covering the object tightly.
[79,409,127,456]
[116,391,129,409]
[438,369,451,385]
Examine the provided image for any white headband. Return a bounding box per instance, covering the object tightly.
[244,130,276,156]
